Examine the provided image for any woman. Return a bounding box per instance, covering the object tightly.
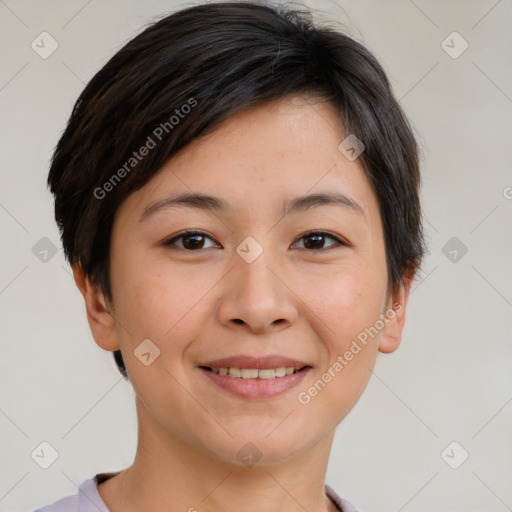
[35,2,426,511]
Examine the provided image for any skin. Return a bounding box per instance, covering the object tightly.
[73,93,414,512]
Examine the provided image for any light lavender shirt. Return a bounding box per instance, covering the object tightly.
[33,472,359,512]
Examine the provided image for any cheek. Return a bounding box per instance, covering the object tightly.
[307,261,386,414]
[111,254,217,356]
[312,262,387,347]
[295,273,383,424]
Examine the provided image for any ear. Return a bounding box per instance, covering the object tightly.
[378,270,415,354]
[72,262,120,352]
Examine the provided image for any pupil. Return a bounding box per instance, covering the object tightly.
[305,234,323,249]
[185,234,204,249]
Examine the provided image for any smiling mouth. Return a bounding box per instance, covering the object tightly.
[199,366,309,379]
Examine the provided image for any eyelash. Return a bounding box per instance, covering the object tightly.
[163,230,348,252]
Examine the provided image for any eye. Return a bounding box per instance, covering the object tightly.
[291,231,347,251]
[163,230,347,252]
[163,230,220,251]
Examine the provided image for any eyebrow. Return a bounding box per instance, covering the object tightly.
[139,191,365,222]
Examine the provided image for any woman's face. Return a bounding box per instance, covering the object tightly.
[93,94,408,466]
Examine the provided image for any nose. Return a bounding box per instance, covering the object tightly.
[216,245,298,334]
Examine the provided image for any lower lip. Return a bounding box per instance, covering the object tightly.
[199,367,311,399]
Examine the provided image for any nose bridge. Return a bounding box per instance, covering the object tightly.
[235,235,281,305]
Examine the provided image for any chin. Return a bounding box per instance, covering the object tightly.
[204,424,316,468]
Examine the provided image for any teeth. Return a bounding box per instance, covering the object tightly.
[228,367,241,377]
[209,366,301,379]
[258,369,276,380]
[274,367,286,377]
[241,369,259,379]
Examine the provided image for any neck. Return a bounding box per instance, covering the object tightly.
[98,396,338,512]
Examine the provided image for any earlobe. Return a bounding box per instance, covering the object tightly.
[71,263,120,352]
[377,271,415,354]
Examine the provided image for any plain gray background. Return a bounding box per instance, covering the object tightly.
[1,1,511,511]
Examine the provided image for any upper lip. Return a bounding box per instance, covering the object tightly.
[198,355,312,370]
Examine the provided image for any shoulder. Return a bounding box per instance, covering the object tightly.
[34,477,356,512]
[33,490,79,512]
[325,484,360,512]
[32,474,109,512]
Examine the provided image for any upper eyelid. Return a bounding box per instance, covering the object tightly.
[292,231,348,248]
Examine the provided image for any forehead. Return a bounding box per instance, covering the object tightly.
[117,94,380,230]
